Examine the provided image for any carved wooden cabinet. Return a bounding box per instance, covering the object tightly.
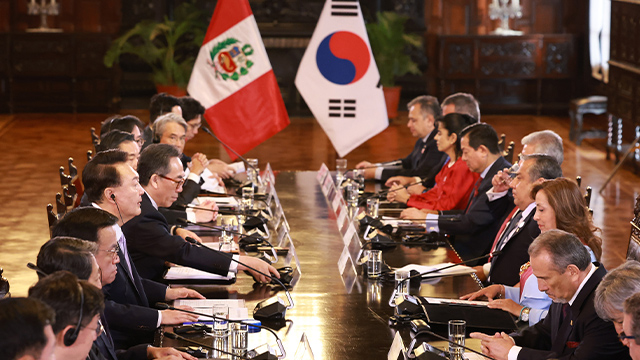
[608,0,640,161]
[437,34,576,114]
[5,33,116,113]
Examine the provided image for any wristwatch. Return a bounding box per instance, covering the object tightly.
[519,307,531,322]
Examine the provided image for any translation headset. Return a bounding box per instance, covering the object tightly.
[63,283,85,346]
[110,194,125,224]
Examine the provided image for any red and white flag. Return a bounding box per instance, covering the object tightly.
[187,0,290,159]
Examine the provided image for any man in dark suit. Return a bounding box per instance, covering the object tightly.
[79,151,203,349]
[475,155,563,285]
[355,95,447,187]
[471,230,629,360]
[403,123,511,261]
[0,297,56,360]
[123,144,278,283]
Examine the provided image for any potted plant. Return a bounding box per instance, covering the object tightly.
[103,1,207,96]
[366,12,422,119]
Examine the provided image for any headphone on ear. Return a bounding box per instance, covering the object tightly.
[63,283,85,347]
[110,194,116,201]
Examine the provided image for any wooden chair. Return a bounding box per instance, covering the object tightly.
[47,204,57,236]
[63,186,74,207]
[87,150,93,161]
[498,134,507,152]
[90,127,100,152]
[55,193,66,218]
[59,166,72,188]
[585,186,593,208]
[68,157,78,180]
[575,176,582,188]
[503,141,515,164]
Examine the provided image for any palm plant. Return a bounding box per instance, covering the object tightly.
[366,12,422,87]
[104,1,207,88]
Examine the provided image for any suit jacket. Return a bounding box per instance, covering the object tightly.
[380,130,447,187]
[513,265,630,360]
[488,207,540,286]
[438,156,512,262]
[123,193,232,282]
[102,245,167,350]
[93,311,149,360]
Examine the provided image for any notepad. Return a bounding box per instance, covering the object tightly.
[174,299,247,320]
[394,263,476,278]
[164,266,235,281]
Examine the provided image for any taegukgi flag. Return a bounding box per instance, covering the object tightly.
[187,0,290,159]
[295,0,388,157]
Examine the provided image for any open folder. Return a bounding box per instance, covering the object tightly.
[418,297,518,332]
[164,266,236,285]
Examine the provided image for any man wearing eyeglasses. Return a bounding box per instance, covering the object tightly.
[623,293,640,360]
[123,143,279,284]
[471,230,629,360]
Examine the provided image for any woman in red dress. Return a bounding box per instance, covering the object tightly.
[387,113,479,220]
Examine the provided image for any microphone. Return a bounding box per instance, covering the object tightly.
[178,204,268,229]
[163,332,252,359]
[415,329,496,360]
[201,127,257,173]
[158,303,285,359]
[179,234,294,319]
[27,263,48,277]
[389,251,502,310]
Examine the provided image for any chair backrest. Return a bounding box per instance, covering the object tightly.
[68,157,77,180]
[627,194,640,261]
[498,134,507,152]
[63,186,74,207]
[90,127,99,152]
[87,150,93,162]
[59,166,71,188]
[503,141,515,164]
[47,203,57,236]
[585,186,593,208]
[575,176,582,188]
[55,193,66,218]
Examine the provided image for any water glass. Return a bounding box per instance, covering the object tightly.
[242,187,254,209]
[366,197,379,218]
[336,158,347,185]
[220,218,233,252]
[395,270,409,296]
[212,304,229,337]
[231,323,248,356]
[353,168,365,189]
[367,250,382,279]
[346,183,359,207]
[247,158,259,183]
[448,320,466,360]
[211,334,229,359]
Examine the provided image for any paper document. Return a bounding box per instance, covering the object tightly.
[174,299,248,320]
[422,297,488,307]
[164,266,235,281]
[199,168,226,193]
[198,196,238,206]
[395,263,476,278]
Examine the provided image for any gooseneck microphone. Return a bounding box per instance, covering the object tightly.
[415,329,496,360]
[157,303,285,359]
[178,233,294,315]
[201,127,257,173]
[389,251,502,307]
[27,262,48,277]
[163,332,251,359]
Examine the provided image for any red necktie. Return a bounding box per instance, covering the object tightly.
[465,177,483,213]
[488,207,519,261]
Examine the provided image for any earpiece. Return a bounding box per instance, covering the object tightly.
[63,284,84,346]
[110,194,116,201]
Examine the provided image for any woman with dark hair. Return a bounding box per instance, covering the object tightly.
[461,178,602,326]
[387,113,479,220]
[532,177,602,261]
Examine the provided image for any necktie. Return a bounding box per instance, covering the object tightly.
[560,303,570,327]
[495,210,523,252]
[488,207,519,262]
[118,233,135,281]
[465,177,483,213]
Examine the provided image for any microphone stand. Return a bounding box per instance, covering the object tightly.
[417,330,496,360]
[177,230,294,312]
[388,251,501,307]
[164,332,251,359]
[158,303,285,359]
[202,127,258,174]
[178,218,278,262]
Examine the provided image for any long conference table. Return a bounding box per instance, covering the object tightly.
[159,169,483,359]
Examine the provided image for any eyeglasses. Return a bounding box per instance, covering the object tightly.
[619,331,636,342]
[83,319,104,338]
[187,121,202,130]
[158,174,185,190]
[97,243,120,259]
[135,138,145,147]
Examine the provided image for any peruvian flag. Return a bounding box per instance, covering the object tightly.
[187,0,290,159]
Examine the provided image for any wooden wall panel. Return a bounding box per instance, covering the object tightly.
[1,0,120,34]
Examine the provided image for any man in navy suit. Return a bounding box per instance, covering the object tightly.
[355,95,447,187]
[78,151,203,349]
[476,154,563,286]
[403,123,512,262]
[471,230,629,360]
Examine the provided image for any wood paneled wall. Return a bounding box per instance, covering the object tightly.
[424,0,585,35]
[0,0,121,34]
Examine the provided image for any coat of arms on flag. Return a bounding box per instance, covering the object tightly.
[188,0,289,159]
